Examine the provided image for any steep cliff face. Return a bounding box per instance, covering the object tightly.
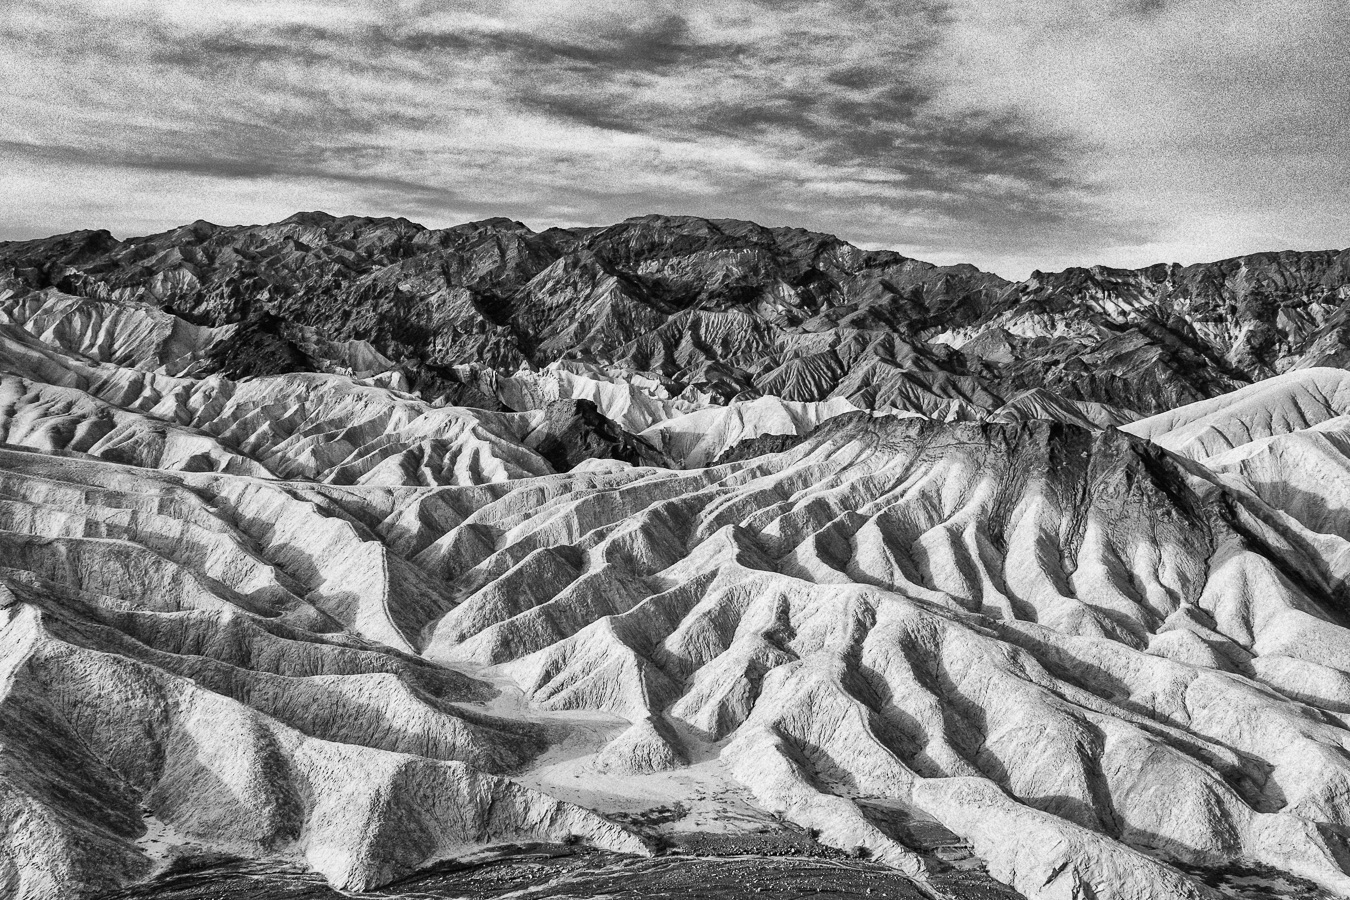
[5,215,1350,900]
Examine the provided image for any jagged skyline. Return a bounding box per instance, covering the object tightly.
[3,0,1347,279]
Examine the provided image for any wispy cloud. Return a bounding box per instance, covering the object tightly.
[1,0,1344,276]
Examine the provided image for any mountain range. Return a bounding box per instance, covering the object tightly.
[2,213,1350,900]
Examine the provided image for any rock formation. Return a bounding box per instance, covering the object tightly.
[2,213,1350,899]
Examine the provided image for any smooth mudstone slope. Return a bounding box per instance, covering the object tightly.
[5,386,1350,897]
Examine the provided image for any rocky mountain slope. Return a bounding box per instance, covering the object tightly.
[3,214,1350,900]
[4,212,1345,420]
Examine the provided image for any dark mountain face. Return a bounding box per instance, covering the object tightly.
[2,212,1347,418]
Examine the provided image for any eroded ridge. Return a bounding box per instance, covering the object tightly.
[3,397,1350,898]
[4,221,1350,900]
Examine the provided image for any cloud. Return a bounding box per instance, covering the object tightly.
[1,0,1344,277]
[918,0,1350,268]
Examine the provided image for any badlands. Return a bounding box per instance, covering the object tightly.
[2,214,1350,899]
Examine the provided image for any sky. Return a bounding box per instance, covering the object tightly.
[2,0,1347,279]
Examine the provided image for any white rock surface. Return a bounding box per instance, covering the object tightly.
[8,310,1350,899]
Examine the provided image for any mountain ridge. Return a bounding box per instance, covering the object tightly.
[5,213,1345,424]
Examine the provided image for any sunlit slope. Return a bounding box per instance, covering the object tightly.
[6,409,1350,897]
[0,293,861,478]
[0,445,646,899]
[405,414,1350,899]
[1124,367,1350,460]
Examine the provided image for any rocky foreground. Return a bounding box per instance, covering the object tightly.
[2,216,1350,900]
